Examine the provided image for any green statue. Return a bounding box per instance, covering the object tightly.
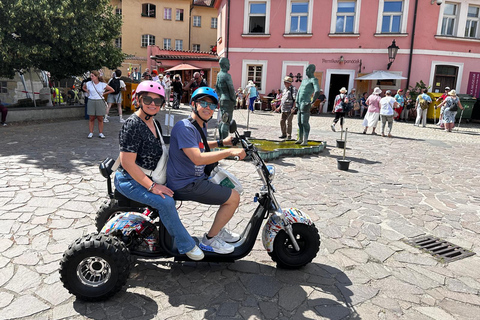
[215,57,236,139]
[296,64,321,145]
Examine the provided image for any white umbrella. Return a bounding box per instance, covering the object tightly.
[355,70,407,80]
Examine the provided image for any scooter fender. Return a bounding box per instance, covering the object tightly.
[262,208,313,252]
[101,211,153,236]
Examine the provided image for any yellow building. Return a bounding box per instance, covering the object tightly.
[110,0,218,77]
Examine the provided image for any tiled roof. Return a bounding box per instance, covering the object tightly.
[150,49,219,61]
[193,0,215,7]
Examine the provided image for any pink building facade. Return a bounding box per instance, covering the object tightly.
[215,0,480,111]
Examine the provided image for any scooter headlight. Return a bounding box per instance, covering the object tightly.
[266,165,275,182]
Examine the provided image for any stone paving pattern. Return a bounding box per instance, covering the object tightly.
[1,105,480,319]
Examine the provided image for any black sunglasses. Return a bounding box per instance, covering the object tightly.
[197,100,217,110]
[142,96,164,106]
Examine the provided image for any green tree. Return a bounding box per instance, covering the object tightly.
[0,0,124,79]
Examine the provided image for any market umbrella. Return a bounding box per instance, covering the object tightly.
[355,70,407,80]
[166,63,201,72]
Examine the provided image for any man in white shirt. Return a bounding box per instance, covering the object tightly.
[163,72,172,107]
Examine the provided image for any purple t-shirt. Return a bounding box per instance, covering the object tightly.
[167,119,207,191]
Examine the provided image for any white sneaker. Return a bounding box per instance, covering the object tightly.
[87,133,93,139]
[185,245,204,261]
[119,118,126,123]
[199,233,234,254]
[103,116,109,123]
[217,228,240,243]
[99,133,105,139]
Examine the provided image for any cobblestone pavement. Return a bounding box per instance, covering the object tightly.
[1,106,480,320]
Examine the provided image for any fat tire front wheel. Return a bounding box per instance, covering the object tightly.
[59,233,132,301]
[268,224,320,269]
[95,200,145,232]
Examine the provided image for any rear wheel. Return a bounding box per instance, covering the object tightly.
[268,224,320,269]
[95,200,145,232]
[59,233,132,301]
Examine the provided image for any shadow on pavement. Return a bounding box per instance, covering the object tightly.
[70,260,360,319]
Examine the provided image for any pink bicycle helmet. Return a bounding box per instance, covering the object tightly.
[136,80,165,98]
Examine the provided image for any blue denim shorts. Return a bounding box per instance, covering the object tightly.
[174,177,231,205]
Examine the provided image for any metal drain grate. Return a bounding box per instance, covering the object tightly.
[407,236,476,263]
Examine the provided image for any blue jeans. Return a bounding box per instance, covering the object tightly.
[114,170,195,254]
[249,97,256,111]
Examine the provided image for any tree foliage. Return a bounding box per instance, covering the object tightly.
[0,0,124,79]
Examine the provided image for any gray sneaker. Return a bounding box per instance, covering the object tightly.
[185,245,204,261]
[199,233,234,254]
[217,228,240,243]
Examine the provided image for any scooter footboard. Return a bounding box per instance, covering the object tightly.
[262,208,313,252]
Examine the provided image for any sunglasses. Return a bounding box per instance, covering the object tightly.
[197,100,217,110]
[142,96,164,106]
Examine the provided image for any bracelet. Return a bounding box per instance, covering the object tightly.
[147,182,156,192]
[217,139,224,147]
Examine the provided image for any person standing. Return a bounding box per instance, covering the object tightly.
[0,99,8,126]
[393,89,405,121]
[172,74,183,109]
[436,86,450,128]
[360,92,368,118]
[436,89,464,132]
[331,87,348,132]
[83,70,114,139]
[164,72,172,107]
[346,88,357,118]
[414,88,432,127]
[278,76,297,139]
[401,89,414,122]
[362,87,382,135]
[246,80,258,112]
[379,90,398,137]
[105,69,126,123]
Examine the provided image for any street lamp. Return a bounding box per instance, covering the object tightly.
[387,40,399,70]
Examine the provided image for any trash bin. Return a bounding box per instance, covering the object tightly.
[427,92,443,121]
[456,94,476,122]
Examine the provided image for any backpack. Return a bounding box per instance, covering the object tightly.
[110,78,121,95]
[339,95,351,112]
[418,95,429,110]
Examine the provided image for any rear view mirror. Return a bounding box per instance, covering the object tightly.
[229,120,237,133]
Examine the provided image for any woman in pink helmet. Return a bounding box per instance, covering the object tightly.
[113,81,204,261]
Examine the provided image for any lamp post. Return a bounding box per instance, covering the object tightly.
[387,40,399,70]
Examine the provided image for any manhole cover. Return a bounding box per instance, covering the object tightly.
[406,236,476,263]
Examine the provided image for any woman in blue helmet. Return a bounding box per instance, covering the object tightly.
[167,87,246,254]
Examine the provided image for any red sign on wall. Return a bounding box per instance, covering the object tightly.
[467,72,480,98]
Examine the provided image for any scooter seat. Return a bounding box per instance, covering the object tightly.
[114,189,148,208]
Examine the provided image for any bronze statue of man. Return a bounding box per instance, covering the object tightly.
[215,57,236,139]
[296,64,321,145]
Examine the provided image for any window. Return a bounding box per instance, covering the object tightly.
[0,81,7,94]
[289,1,309,33]
[441,3,457,36]
[175,39,183,50]
[164,8,172,20]
[115,38,122,49]
[193,44,200,51]
[141,34,155,47]
[142,3,156,18]
[176,9,184,21]
[248,65,263,91]
[336,1,356,33]
[193,16,201,27]
[381,1,402,33]
[163,38,171,49]
[211,17,217,28]
[115,8,122,16]
[249,1,266,33]
[465,6,480,38]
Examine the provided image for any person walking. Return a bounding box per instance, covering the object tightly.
[105,69,126,123]
[245,80,258,113]
[362,87,382,135]
[172,74,183,109]
[436,86,450,128]
[331,87,348,132]
[278,76,297,139]
[379,90,398,137]
[0,99,8,126]
[414,88,432,127]
[83,70,114,139]
[436,89,464,132]
[393,89,405,121]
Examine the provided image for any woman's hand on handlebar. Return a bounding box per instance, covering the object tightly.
[229,148,246,160]
[152,184,174,199]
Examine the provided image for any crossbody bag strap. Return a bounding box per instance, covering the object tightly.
[189,117,210,152]
[153,119,165,146]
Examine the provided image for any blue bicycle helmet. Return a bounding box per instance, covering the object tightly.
[190,87,219,105]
